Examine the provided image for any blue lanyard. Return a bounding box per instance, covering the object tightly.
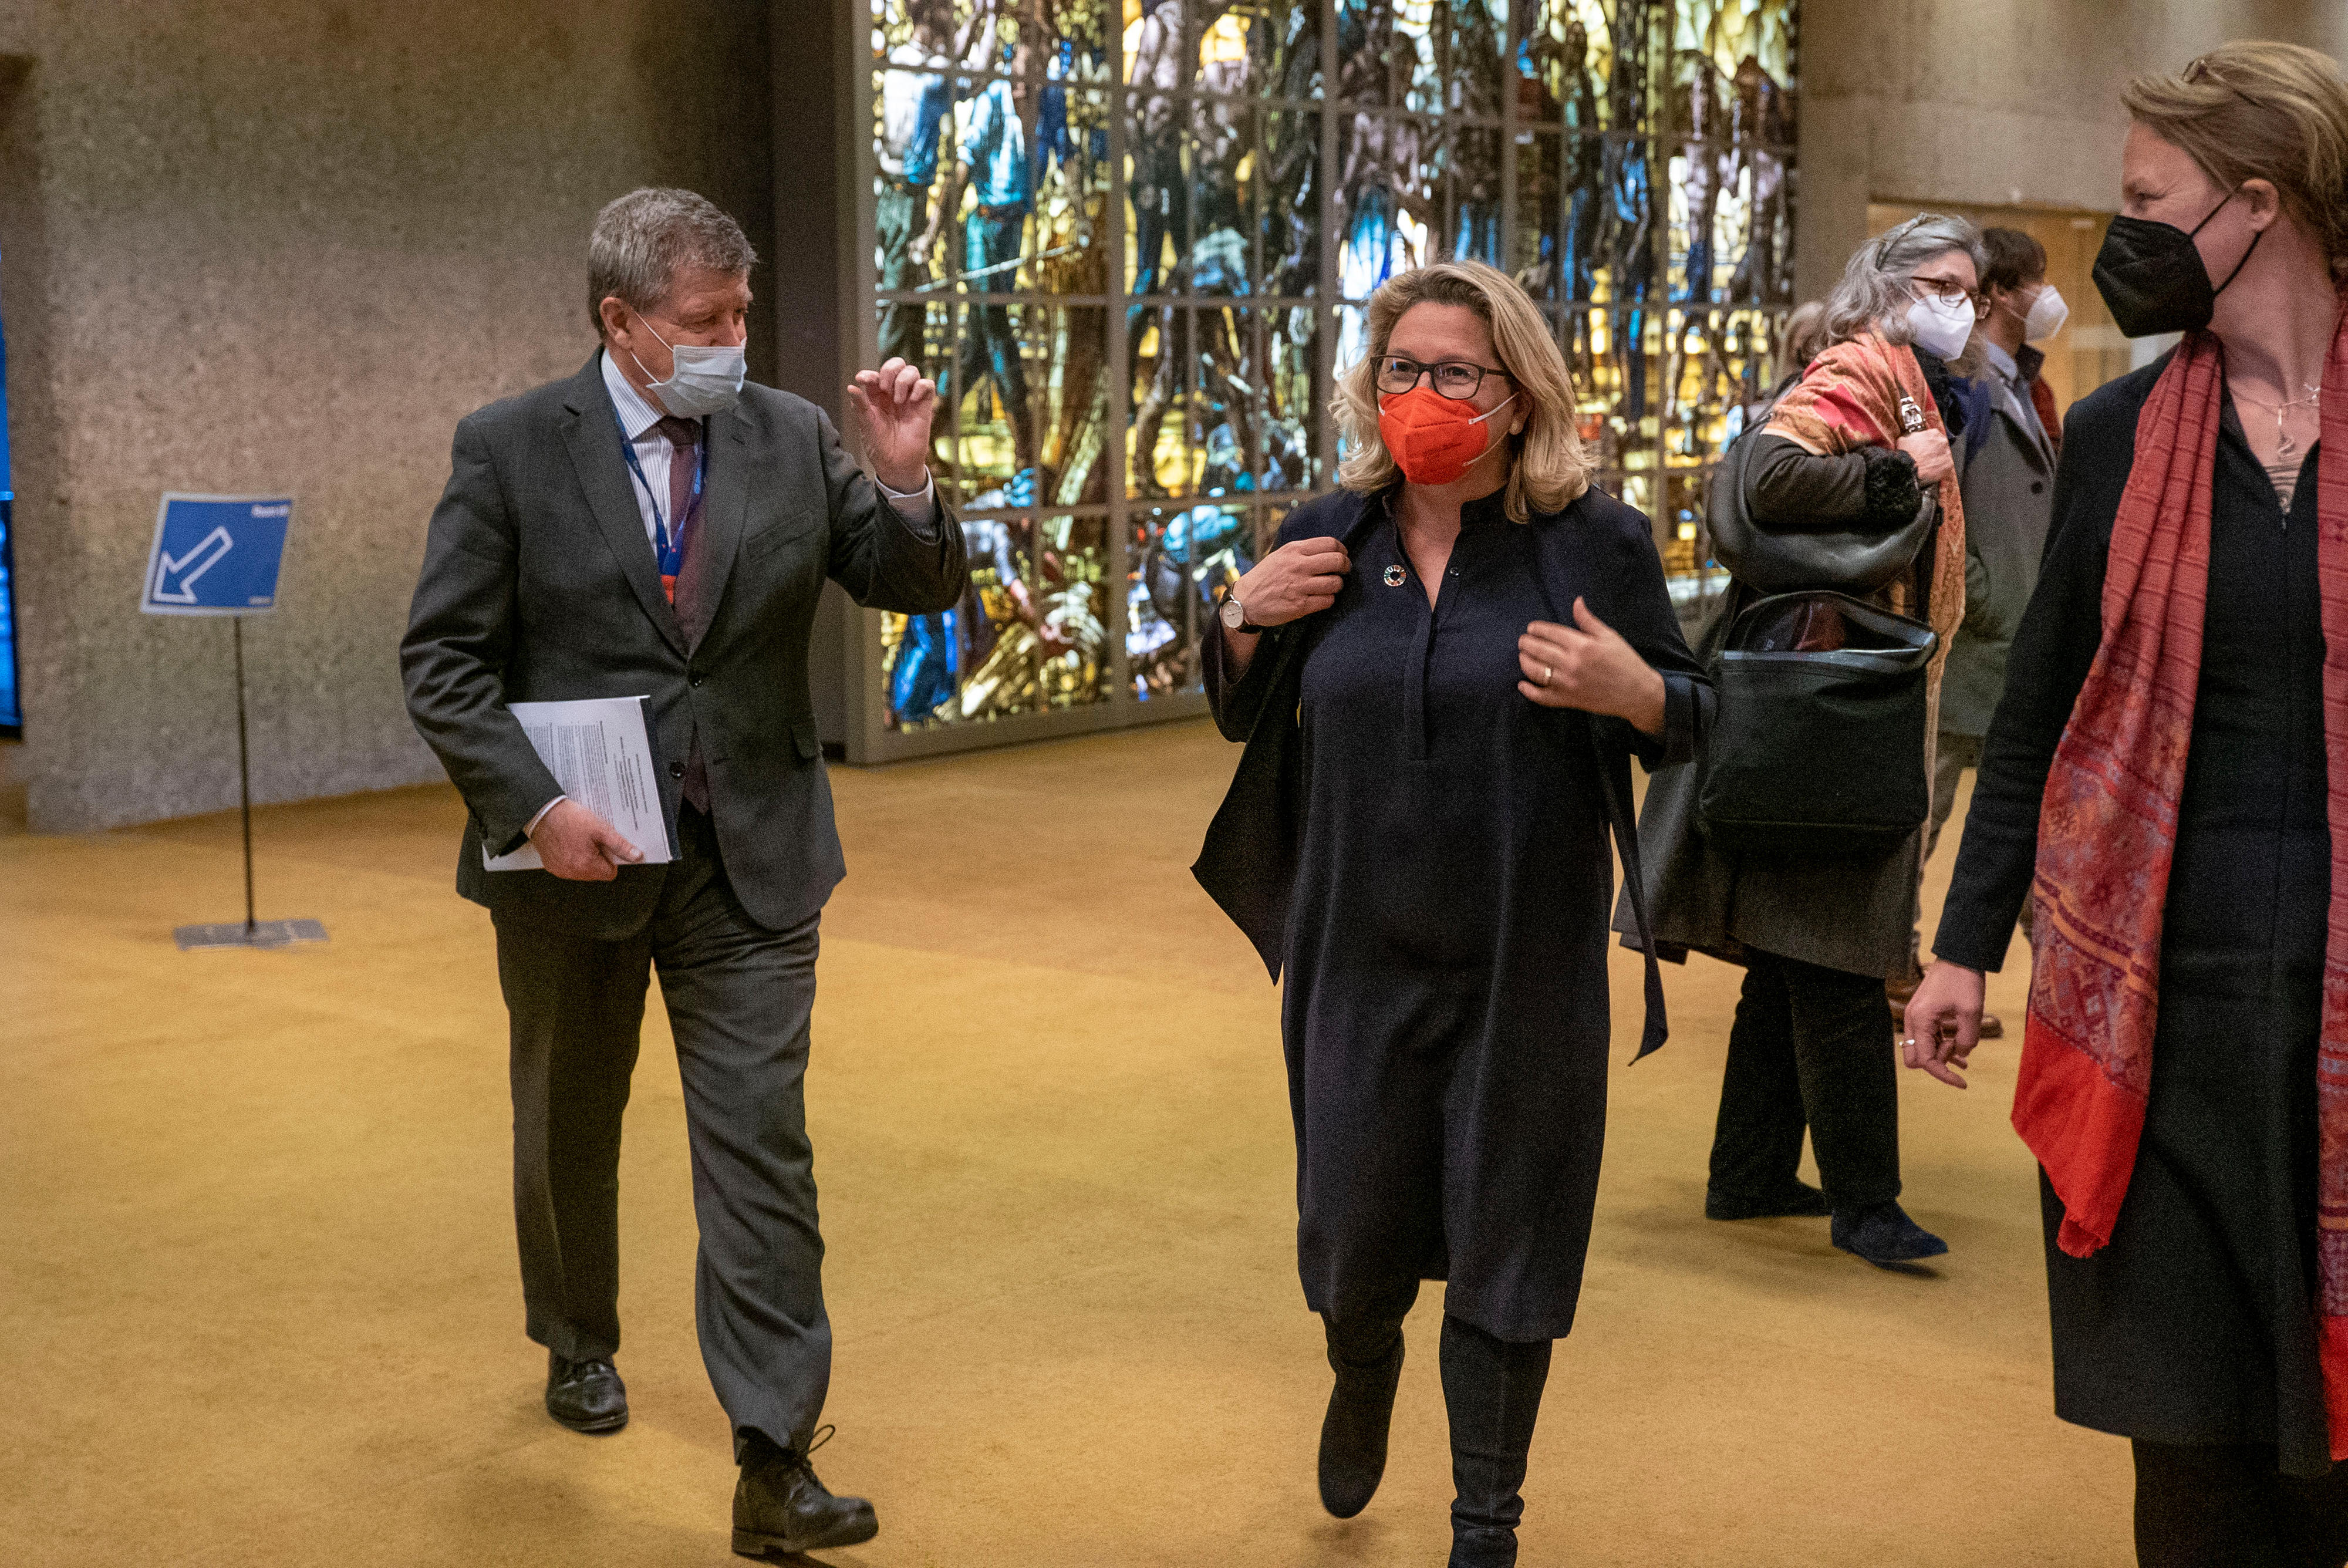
[615,413,707,579]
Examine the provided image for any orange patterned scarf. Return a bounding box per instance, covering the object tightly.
[1764,329,1969,733]
[2018,304,2348,1459]
[1767,333,1915,456]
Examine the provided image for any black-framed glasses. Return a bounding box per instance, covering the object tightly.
[1375,355,1509,400]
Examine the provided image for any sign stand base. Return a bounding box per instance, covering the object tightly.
[174,918,329,951]
[174,616,327,953]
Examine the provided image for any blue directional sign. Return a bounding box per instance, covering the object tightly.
[140,493,292,616]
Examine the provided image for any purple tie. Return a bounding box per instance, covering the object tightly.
[657,416,711,813]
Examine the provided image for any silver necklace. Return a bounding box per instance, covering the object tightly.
[2236,380,2322,461]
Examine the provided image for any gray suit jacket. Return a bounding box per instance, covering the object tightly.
[1944,402,2056,737]
[400,352,966,939]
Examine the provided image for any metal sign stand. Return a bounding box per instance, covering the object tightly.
[171,614,327,952]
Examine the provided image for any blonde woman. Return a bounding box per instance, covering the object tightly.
[1905,42,2348,1563]
[1193,261,1706,1567]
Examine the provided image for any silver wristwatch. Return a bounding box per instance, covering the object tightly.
[1218,588,1263,634]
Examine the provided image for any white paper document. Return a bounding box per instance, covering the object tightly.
[484,696,674,871]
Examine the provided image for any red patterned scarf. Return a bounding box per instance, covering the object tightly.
[2016,301,2348,1458]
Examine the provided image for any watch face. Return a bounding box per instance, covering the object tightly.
[1219,595,1245,629]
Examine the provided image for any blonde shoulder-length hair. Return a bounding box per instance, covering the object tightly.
[2124,41,2348,278]
[1334,260,1593,522]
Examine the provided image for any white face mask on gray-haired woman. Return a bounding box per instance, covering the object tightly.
[1904,291,1976,361]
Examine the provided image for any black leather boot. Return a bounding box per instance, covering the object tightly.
[731,1427,879,1558]
[1440,1314,1553,1568]
[1318,1320,1407,1518]
[544,1351,628,1434]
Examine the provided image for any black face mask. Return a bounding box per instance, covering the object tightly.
[2092,187,2263,338]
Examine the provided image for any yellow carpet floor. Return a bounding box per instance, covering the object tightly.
[0,719,2128,1566]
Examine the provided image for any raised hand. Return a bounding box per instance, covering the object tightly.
[847,358,939,494]
[1518,597,1666,735]
[527,798,644,883]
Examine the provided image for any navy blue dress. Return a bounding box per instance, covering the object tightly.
[1206,484,1705,1343]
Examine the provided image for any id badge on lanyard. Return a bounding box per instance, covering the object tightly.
[615,414,707,594]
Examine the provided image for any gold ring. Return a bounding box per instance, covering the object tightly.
[1899,1037,1917,1050]
[1543,664,1554,686]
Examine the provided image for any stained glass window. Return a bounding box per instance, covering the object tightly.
[862,0,1796,754]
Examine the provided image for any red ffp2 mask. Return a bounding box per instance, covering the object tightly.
[1376,386,1516,485]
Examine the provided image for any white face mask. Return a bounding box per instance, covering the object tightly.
[2022,284,2070,342]
[627,312,747,417]
[1903,291,1976,362]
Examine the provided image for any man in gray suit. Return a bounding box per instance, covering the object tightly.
[400,187,966,1559]
[1907,227,2064,1036]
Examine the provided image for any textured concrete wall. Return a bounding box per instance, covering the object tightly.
[1797,0,2348,301]
[2,0,772,832]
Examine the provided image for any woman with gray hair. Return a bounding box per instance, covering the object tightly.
[1630,214,1983,1268]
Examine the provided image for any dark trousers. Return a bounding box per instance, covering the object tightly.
[494,808,829,1460]
[1711,947,1902,1210]
[2133,1441,2348,1567]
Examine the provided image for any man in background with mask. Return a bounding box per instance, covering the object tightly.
[399,187,966,1560]
[1915,226,2067,1033]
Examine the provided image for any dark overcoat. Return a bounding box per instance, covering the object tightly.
[1195,483,1706,1340]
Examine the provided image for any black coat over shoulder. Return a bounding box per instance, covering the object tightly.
[1193,483,1708,1340]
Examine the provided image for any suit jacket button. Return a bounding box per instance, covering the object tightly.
[689,675,704,687]
[669,761,687,778]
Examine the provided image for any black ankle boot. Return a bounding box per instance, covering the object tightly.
[731,1427,878,1557]
[1318,1323,1406,1518]
[1440,1314,1553,1568]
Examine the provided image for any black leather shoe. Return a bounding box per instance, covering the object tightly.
[1705,1180,1831,1220]
[1831,1201,1949,1269]
[545,1352,628,1433]
[732,1427,879,1558]
[1319,1333,1406,1519]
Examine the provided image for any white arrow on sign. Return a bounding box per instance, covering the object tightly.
[152,525,234,604]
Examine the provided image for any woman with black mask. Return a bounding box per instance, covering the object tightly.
[1906,41,2348,1567]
